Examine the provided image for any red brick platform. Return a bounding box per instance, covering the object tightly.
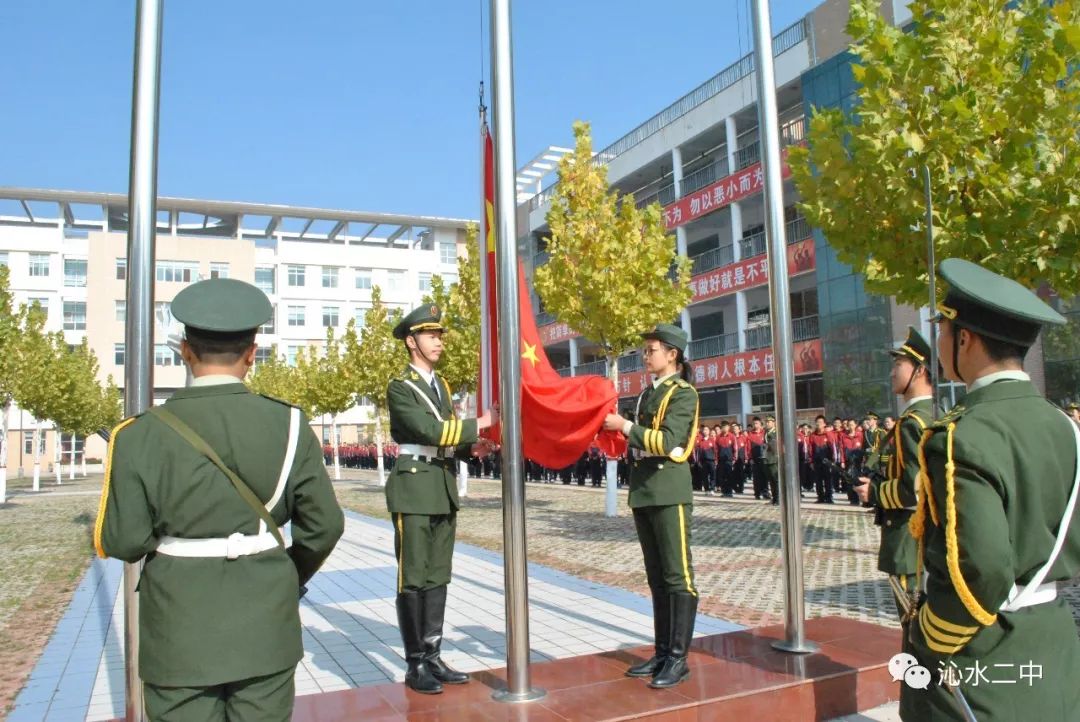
[291,617,901,721]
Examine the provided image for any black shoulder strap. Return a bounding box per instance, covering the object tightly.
[148,407,285,548]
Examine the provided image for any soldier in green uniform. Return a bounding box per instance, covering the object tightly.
[899,259,1080,722]
[386,304,497,694]
[855,327,935,622]
[764,415,780,505]
[94,278,345,722]
[603,324,700,689]
[862,411,887,473]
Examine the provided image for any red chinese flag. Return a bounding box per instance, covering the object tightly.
[479,120,625,467]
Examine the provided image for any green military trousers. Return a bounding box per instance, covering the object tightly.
[633,504,697,597]
[394,512,457,592]
[143,666,294,722]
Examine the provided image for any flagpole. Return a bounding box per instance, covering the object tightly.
[123,0,164,718]
[749,0,818,655]
[489,0,545,703]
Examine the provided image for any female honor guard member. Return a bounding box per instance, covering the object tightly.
[386,304,497,695]
[603,324,700,689]
[901,259,1080,722]
[94,278,344,722]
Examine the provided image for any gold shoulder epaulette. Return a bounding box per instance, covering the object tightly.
[257,393,301,410]
[676,379,691,389]
[933,404,967,428]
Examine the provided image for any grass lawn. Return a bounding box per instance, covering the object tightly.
[0,485,100,717]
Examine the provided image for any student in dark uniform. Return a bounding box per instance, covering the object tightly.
[385,304,498,694]
[898,259,1080,722]
[94,279,344,722]
[603,324,700,689]
[698,425,717,496]
[715,421,735,497]
[809,416,834,503]
[748,417,769,501]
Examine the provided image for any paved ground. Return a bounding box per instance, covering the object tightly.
[9,470,1078,720]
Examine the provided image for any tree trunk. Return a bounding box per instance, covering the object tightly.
[70,434,77,480]
[0,399,10,504]
[605,357,620,517]
[331,415,341,481]
[81,451,87,477]
[31,423,41,492]
[54,430,62,485]
[375,413,386,486]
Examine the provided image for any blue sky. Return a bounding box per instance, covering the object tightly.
[1,0,817,220]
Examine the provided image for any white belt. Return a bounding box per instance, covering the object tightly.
[156,529,290,560]
[1000,581,1059,612]
[399,444,453,459]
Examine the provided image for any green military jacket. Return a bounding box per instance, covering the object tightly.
[764,427,778,466]
[863,426,887,471]
[868,398,933,576]
[95,382,345,687]
[626,375,700,509]
[385,366,477,515]
[901,379,1080,721]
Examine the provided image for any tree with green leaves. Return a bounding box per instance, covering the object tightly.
[246,345,304,405]
[9,304,61,492]
[298,327,355,480]
[423,223,482,494]
[47,340,121,481]
[343,287,402,486]
[0,266,26,501]
[790,0,1080,306]
[535,121,693,515]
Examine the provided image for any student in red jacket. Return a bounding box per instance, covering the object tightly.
[747,417,770,501]
[714,422,735,497]
[809,415,836,503]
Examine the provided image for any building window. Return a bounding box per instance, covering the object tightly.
[354,269,372,290]
[28,297,48,316]
[29,253,50,277]
[155,260,198,283]
[64,258,87,287]
[795,374,825,410]
[63,301,87,331]
[116,258,127,280]
[254,347,272,365]
[287,346,301,366]
[418,272,432,292]
[749,381,776,414]
[440,242,458,265]
[115,300,126,322]
[154,344,181,367]
[209,262,229,279]
[322,266,340,289]
[442,273,459,286]
[322,306,339,327]
[259,307,275,334]
[0,252,8,267]
[287,265,305,287]
[255,266,275,294]
[387,270,405,292]
[115,343,125,366]
[354,307,368,328]
[24,431,45,456]
[287,306,306,327]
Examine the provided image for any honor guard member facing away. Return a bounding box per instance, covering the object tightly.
[855,327,934,622]
[899,259,1080,722]
[387,304,498,694]
[94,279,345,722]
[603,324,700,689]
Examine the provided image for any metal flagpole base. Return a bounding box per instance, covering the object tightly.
[492,687,547,703]
[771,639,820,655]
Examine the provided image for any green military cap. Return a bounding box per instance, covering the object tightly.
[641,323,688,353]
[889,325,931,365]
[932,258,1065,347]
[865,411,880,420]
[1067,402,1080,412]
[393,303,444,340]
[765,415,776,422]
[171,278,272,333]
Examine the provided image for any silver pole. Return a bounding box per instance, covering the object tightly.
[123,1,163,719]
[924,166,939,419]
[750,0,818,655]
[489,0,544,703]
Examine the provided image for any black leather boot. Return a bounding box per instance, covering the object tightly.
[421,586,469,684]
[649,593,697,689]
[397,591,442,694]
[626,591,671,677]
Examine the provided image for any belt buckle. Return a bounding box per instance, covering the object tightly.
[226,532,244,560]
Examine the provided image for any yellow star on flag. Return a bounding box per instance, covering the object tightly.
[521,341,540,368]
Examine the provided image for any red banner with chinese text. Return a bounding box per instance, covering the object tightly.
[663,150,793,231]
[616,338,823,398]
[690,237,816,303]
